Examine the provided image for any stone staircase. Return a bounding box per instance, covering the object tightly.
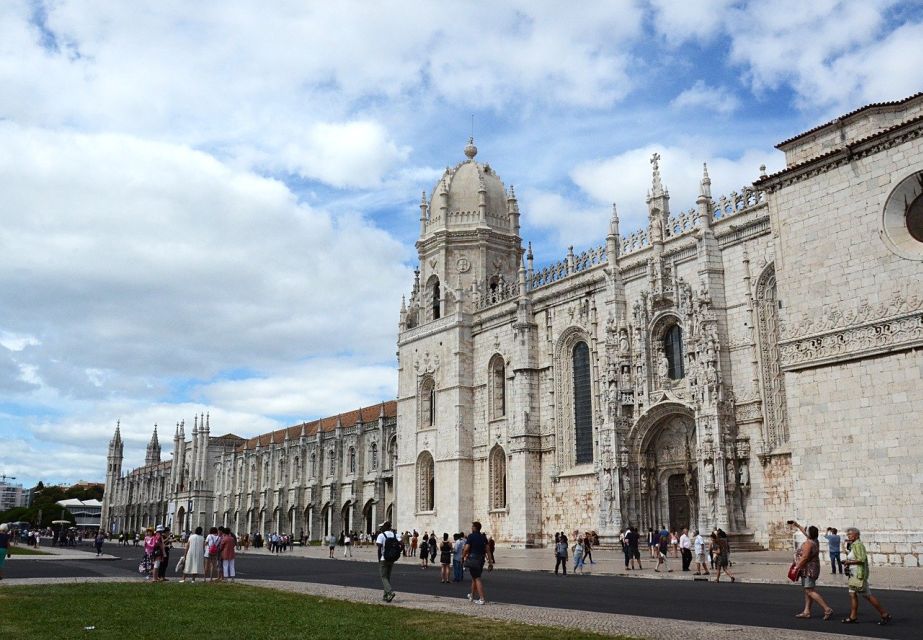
[728,531,766,553]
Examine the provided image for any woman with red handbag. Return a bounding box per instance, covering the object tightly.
[790,520,834,620]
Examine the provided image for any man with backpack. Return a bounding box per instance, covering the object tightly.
[376,520,402,602]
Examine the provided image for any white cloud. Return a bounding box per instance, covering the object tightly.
[672,81,741,115]
[571,145,783,230]
[650,0,736,42]
[0,122,409,397]
[651,0,922,113]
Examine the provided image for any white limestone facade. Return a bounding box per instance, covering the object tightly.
[101,402,397,539]
[395,95,923,565]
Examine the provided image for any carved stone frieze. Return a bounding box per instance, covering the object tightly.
[779,309,923,371]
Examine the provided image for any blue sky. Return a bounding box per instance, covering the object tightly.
[1,0,921,488]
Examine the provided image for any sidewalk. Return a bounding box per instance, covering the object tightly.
[6,543,119,561]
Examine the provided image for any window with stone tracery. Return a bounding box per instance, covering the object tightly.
[664,325,685,379]
[420,376,436,428]
[572,341,594,465]
[348,446,356,474]
[488,445,507,510]
[370,442,378,470]
[310,451,316,477]
[293,457,300,482]
[755,264,788,449]
[416,451,435,512]
[488,354,506,419]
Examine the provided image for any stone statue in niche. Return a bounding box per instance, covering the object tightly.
[640,469,648,494]
[658,354,669,379]
[619,331,630,354]
[602,468,613,503]
[726,460,735,484]
[704,459,714,486]
[739,461,750,487]
[621,468,631,493]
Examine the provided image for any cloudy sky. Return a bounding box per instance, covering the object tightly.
[1,1,921,488]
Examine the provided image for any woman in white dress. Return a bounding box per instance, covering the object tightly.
[180,526,205,582]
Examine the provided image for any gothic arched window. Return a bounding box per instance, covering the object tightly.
[664,324,685,380]
[348,447,356,474]
[489,445,507,510]
[417,451,435,512]
[489,355,505,419]
[420,376,436,428]
[310,451,316,477]
[572,341,594,464]
[370,442,378,470]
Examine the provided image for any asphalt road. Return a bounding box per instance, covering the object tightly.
[5,550,914,639]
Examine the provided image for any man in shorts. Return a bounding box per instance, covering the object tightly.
[693,529,709,575]
[841,527,891,625]
[462,521,493,605]
[625,525,642,570]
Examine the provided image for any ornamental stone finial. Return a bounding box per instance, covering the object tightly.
[464,136,477,160]
[650,152,663,196]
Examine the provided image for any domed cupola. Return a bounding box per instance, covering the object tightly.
[420,138,519,237]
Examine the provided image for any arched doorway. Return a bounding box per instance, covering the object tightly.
[322,503,332,537]
[628,402,698,532]
[341,501,352,534]
[176,506,186,534]
[362,499,375,534]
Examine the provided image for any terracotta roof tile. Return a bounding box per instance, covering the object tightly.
[236,400,396,452]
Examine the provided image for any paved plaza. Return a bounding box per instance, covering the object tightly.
[3,541,916,639]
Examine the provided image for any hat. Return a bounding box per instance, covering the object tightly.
[155,525,164,532]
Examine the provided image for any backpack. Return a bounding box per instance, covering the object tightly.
[383,533,403,562]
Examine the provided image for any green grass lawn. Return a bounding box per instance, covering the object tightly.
[0,582,632,640]
[7,546,49,556]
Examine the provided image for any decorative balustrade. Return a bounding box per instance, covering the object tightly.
[474,279,519,310]
[528,244,607,291]
[476,186,766,301]
[712,186,765,220]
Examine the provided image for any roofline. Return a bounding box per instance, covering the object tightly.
[776,92,923,149]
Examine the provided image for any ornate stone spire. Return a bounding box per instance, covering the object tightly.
[699,162,712,199]
[145,424,161,466]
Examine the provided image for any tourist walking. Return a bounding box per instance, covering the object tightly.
[410,530,419,557]
[326,533,337,558]
[219,527,236,582]
[714,530,736,583]
[439,533,453,583]
[420,533,430,568]
[180,526,204,582]
[692,531,703,571]
[625,526,642,570]
[0,523,10,580]
[463,521,492,604]
[583,531,595,565]
[376,520,401,602]
[789,521,833,619]
[94,530,105,556]
[841,527,891,625]
[825,527,843,575]
[648,527,657,559]
[554,532,568,575]
[655,529,672,572]
[572,536,586,574]
[429,532,438,564]
[452,532,466,582]
[204,527,221,581]
[343,532,353,558]
[157,526,173,581]
[679,528,692,571]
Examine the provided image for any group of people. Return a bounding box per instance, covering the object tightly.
[375,520,495,604]
[139,524,238,583]
[552,530,599,574]
[789,521,891,626]
[615,525,734,581]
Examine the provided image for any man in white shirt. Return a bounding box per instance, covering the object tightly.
[693,530,709,575]
[679,528,692,572]
[375,521,399,602]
